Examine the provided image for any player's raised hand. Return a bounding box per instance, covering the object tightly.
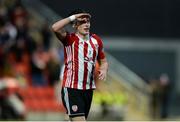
[69,13,91,22]
[74,13,91,19]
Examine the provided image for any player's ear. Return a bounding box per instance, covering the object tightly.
[72,23,78,29]
[72,23,75,28]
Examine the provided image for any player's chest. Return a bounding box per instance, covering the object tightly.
[75,39,99,57]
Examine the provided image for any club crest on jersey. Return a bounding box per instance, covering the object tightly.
[72,105,78,112]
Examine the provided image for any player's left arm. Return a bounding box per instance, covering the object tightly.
[98,57,108,81]
[97,42,108,81]
[94,34,108,80]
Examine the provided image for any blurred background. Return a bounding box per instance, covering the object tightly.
[0,0,180,121]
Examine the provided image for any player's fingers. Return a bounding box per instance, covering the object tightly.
[77,18,87,22]
[81,13,91,18]
[99,76,103,80]
[77,13,91,18]
[83,13,91,18]
[98,71,103,77]
[99,74,105,80]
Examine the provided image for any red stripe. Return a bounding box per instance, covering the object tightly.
[89,39,97,89]
[83,42,88,90]
[62,48,68,87]
[69,46,73,87]
[67,47,72,87]
[73,40,79,89]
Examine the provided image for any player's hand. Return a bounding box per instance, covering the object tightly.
[74,13,91,20]
[98,69,107,81]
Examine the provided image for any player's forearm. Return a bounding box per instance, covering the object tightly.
[99,59,108,72]
[52,17,71,32]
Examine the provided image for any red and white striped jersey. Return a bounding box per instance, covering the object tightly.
[61,33,105,90]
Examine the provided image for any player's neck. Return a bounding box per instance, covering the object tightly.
[76,32,89,41]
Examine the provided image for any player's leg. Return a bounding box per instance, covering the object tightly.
[61,87,86,121]
[84,89,93,119]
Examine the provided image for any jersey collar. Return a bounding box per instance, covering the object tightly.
[76,33,90,42]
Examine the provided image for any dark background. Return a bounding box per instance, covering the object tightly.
[41,0,180,38]
[108,50,176,83]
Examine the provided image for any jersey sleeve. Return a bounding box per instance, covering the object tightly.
[61,33,71,45]
[60,33,75,46]
[98,39,105,60]
[92,34,105,60]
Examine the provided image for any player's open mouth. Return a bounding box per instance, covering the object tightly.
[84,28,89,31]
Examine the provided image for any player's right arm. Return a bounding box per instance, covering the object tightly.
[51,13,91,42]
[51,17,69,41]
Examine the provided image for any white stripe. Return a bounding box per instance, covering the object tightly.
[86,42,93,89]
[71,43,75,88]
[64,88,70,115]
[78,41,84,89]
[91,37,98,44]
[91,37,98,54]
[90,38,99,89]
[92,79,96,89]
[60,64,65,80]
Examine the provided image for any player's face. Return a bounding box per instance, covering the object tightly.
[76,17,90,36]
